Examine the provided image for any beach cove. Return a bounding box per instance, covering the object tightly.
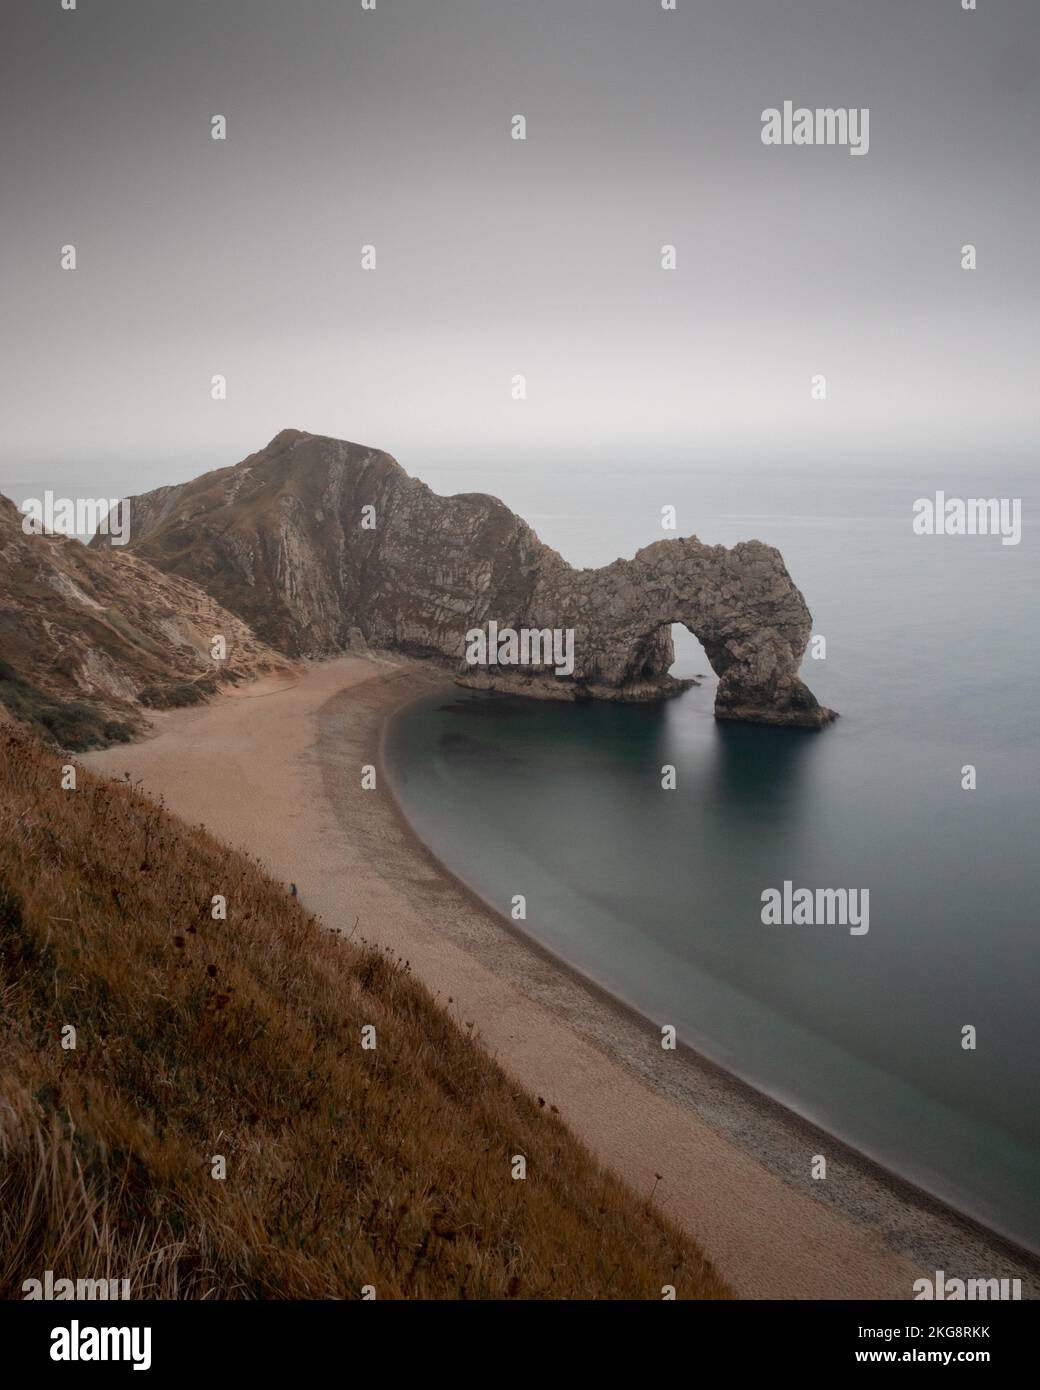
[82,656,1039,1300]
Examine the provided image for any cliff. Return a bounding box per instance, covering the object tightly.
[0,493,286,747]
[93,429,834,728]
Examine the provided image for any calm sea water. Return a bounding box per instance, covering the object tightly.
[384,466,1040,1250]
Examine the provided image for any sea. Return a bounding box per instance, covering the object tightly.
[384,461,1040,1252]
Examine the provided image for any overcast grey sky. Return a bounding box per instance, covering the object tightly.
[1,0,1037,497]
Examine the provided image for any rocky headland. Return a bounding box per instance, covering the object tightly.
[92,429,834,729]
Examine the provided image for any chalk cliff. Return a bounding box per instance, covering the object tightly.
[0,493,285,746]
[94,429,833,728]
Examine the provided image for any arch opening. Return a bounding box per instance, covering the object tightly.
[623,620,719,696]
[666,622,715,686]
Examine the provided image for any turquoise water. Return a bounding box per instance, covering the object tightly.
[383,467,1040,1250]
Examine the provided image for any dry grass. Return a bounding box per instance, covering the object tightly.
[0,728,729,1300]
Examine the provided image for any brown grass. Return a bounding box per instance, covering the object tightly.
[0,728,729,1300]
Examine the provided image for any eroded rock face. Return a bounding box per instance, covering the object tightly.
[96,429,834,728]
[506,536,832,727]
[0,493,285,742]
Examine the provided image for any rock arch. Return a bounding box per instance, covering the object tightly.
[461,536,835,728]
[91,430,835,730]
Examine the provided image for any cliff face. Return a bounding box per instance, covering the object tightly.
[95,429,834,728]
[0,493,285,746]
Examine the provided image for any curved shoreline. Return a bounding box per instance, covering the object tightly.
[378,684,1040,1268]
[83,655,1039,1299]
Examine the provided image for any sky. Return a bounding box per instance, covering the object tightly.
[1,0,1037,504]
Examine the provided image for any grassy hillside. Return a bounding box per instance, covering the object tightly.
[0,727,728,1299]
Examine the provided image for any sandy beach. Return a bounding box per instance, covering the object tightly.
[84,655,1039,1299]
